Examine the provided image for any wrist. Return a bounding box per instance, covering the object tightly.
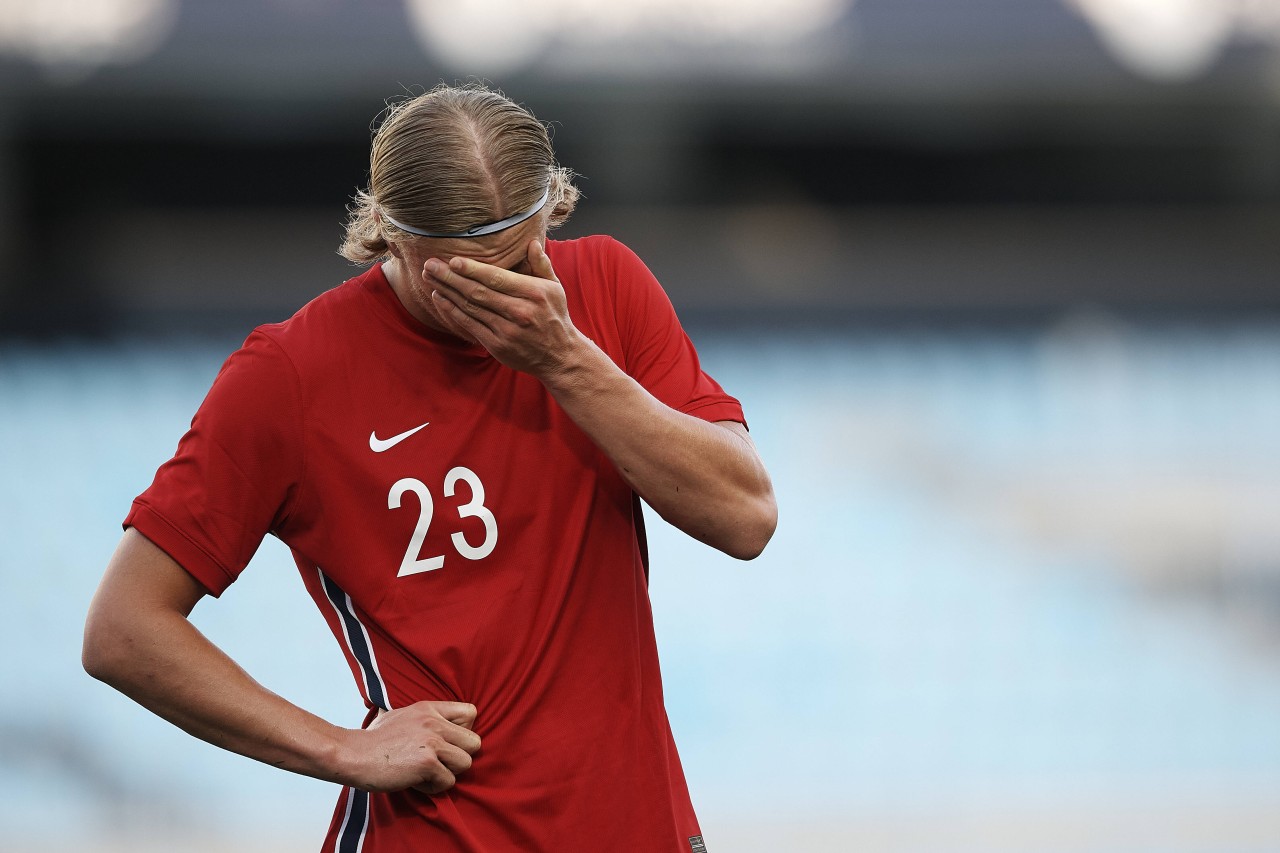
[536,330,605,393]
[311,723,363,787]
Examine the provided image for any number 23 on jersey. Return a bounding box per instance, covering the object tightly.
[387,466,497,577]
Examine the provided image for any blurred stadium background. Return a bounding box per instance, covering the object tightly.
[3,1,1280,850]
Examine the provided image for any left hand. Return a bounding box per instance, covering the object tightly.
[423,241,584,379]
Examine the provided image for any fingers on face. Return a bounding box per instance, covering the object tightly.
[425,262,504,321]
[451,257,518,293]
[436,289,499,335]
[436,255,541,298]
[427,274,486,324]
[422,259,467,298]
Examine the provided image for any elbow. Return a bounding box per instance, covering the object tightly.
[82,609,132,687]
[81,624,115,684]
[723,493,778,561]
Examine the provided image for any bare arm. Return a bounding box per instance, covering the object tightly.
[83,528,480,794]
[542,356,774,559]
[424,242,777,559]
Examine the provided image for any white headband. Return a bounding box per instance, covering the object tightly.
[381,186,550,239]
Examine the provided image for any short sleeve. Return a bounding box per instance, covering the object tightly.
[604,237,746,426]
[124,330,304,597]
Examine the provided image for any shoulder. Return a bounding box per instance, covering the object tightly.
[547,235,658,300]
[249,266,380,363]
[547,233,639,268]
[202,267,379,411]
[204,326,300,417]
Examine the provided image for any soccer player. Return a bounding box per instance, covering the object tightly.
[83,83,776,852]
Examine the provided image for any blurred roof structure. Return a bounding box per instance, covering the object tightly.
[1,0,1279,333]
[3,0,1279,97]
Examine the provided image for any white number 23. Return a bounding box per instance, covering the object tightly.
[387,466,498,576]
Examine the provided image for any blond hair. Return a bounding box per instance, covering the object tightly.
[340,83,580,264]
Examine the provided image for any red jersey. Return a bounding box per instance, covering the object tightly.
[125,235,743,853]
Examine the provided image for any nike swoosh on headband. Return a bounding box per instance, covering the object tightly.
[380,186,550,239]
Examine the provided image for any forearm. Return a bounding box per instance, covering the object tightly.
[84,598,351,783]
[542,334,777,559]
[89,526,478,797]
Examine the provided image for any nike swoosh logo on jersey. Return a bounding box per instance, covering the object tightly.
[369,422,429,452]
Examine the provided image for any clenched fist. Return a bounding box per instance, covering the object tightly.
[340,700,481,796]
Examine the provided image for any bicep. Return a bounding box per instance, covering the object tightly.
[89,528,208,625]
[83,528,210,681]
